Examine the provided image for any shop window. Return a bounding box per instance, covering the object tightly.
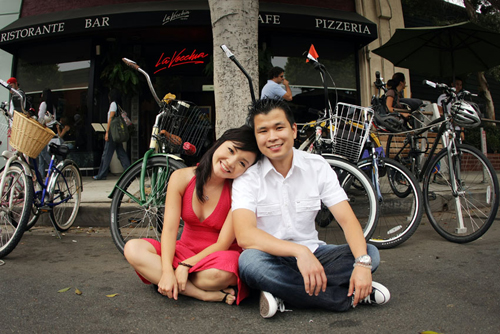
[266,55,358,124]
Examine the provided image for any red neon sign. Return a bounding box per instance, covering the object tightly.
[154,48,209,74]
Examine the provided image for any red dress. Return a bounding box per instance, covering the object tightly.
[139,176,248,305]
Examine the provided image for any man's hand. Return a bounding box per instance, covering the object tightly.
[283,78,290,86]
[348,266,372,307]
[296,248,327,296]
[157,271,179,300]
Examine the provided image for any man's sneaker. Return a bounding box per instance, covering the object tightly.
[359,281,390,305]
[260,291,286,318]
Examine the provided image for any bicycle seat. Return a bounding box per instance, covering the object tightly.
[400,98,423,112]
[373,112,407,133]
[48,143,69,159]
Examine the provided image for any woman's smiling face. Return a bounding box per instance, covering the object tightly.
[212,140,257,179]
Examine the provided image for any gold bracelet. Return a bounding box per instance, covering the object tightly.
[178,262,193,268]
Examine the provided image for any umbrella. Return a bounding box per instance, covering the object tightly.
[371,21,500,78]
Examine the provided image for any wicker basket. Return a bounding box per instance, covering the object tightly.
[10,111,55,158]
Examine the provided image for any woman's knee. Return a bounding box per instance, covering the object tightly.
[124,239,150,264]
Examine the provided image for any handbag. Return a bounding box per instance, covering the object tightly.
[110,106,129,143]
[118,105,136,136]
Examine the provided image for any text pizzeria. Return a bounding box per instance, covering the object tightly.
[1,22,65,42]
[315,19,371,34]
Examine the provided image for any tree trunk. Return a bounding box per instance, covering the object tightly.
[464,0,495,121]
[478,71,495,120]
[209,0,259,137]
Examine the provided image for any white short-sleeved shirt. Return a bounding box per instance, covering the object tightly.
[232,148,348,252]
[108,101,118,124]
[261,80,286,100]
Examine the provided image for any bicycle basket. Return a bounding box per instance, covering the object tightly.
[159,100,211,157]
[10,111,55,158]
[331,103,374,162]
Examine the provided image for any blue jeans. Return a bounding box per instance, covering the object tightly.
[239,244,380,311]
[95,132,131,179]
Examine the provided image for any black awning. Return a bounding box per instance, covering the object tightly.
[259,3,378,46]
[0,1,211,52]
[0,1,377,53]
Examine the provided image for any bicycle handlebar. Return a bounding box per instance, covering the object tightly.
[220,45,256,103]
[122,58,162,106]
[220,45,235,60]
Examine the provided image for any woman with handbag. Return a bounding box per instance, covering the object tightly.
[94,89,131,180]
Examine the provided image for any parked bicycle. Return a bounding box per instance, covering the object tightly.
[221,45,380,245]
[0,80,83,259]
[385,80,499,243]
[297,66,423,249]
[108,58,211,254]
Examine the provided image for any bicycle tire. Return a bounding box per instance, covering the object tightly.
[0,162,34,259]
[298,136,315,153]
[358,157,423,249]
[423,144,499,243]
[49,162,82,231]
[317,156,379,244]
[110,156,186,254]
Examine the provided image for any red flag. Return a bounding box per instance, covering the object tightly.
[306,44,319,62]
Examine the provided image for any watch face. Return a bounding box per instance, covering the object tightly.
[357,255,371,265]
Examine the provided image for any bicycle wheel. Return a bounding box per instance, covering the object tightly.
[298,136,315,153]
[110,155,186,254]
[317,156,379,244]
[358,157,424,249]
[423,144,499,243]
[0,163,34,258]
[49,162,82,231]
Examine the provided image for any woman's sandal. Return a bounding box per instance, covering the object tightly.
[220,286,238,304]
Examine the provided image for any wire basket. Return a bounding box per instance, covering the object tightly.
[159,100,212,157]
[10,111,55,158]
[331,103,374,162]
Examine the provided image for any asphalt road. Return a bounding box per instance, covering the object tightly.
[1,218,500,334]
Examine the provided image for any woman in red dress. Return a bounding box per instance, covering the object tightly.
[124,125,260,305]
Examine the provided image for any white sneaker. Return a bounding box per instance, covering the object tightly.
[259,291,286,318]
[359,281,391,305]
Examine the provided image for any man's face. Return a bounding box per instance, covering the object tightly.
[253,108,297,164]
[274,72,285,84]
[10,82,18,90]
[453,80,463,92]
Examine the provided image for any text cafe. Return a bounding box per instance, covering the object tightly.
[0,1,377,170]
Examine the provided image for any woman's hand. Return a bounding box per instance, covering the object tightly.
[105,132,109,142]
[175,265,190,292]
[157,271,178,300]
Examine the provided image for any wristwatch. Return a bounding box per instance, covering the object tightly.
[355,254,372,266]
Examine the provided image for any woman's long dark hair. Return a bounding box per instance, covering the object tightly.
[195,125,260,202]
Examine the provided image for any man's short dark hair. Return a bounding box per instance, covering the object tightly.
[247,98,295,129]
[268,66,285,80]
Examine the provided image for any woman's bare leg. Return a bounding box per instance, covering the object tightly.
[180,281,236,305]
[190,268,237,291]
[124,239,162,284]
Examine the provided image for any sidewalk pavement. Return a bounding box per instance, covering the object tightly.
[37,175,119,228]
[3,212,500,333]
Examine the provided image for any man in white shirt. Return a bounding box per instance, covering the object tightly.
[260,67,292,101]
[232,99,390,318]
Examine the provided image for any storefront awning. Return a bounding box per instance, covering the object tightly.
[0,1,377,53]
